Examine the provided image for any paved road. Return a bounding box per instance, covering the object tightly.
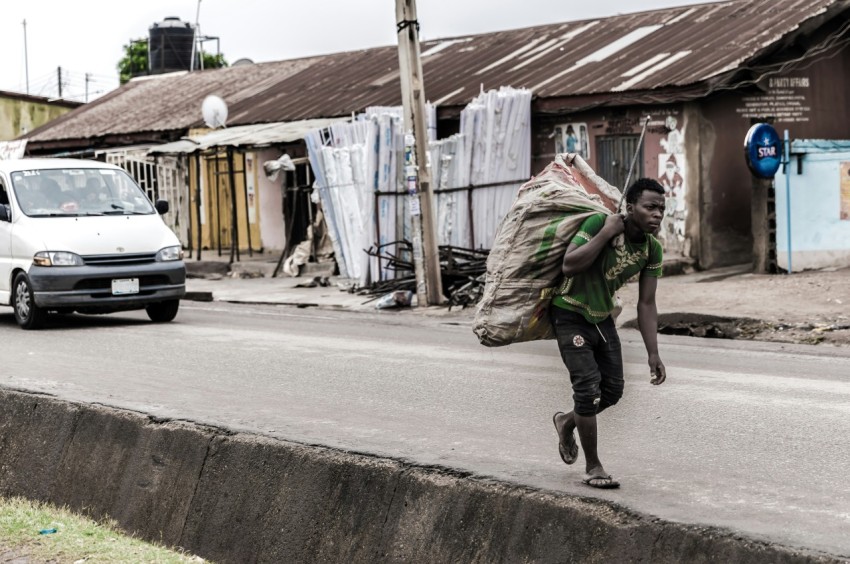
[2,303,849,558]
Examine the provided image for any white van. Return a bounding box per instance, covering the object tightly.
[0,158,186,329]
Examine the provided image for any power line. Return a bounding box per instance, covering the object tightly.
[7,65,119,101]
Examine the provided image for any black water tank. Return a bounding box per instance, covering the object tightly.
[149,17,196,74]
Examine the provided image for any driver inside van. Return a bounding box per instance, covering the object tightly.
[80,177,105,211]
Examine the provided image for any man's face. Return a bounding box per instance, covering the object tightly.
[627,190,665,233]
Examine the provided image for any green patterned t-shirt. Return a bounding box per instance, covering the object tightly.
[552,213,663,323]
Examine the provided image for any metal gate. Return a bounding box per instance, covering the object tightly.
[595,135,644,192]
[96,149,189,246]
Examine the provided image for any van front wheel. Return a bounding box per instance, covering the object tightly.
[146,299,180,323]
[13,273,47,330]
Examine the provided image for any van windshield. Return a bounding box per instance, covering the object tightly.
[10,167,155,217]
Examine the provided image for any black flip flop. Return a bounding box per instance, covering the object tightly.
[582,474,620,489]
[552,412,578,465]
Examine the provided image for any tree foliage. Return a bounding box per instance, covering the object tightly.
[117,39,228,84]
[201,52,228,70]
[118,40,149,84]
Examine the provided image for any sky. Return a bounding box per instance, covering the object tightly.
[0,0,713,103]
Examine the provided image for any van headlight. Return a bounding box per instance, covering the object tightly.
[33,251,84,267]
[156,246,184,261]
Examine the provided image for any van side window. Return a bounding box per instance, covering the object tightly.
[0,179,9,206]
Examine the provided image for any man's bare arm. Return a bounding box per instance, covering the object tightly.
[637,272,666,385]
[561,215,624,277]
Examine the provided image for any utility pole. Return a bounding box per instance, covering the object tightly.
[85,73,91,103]
[57,67,62,98]
[22,20,29,94]
[395,0,444,306]
[191,0,202,71]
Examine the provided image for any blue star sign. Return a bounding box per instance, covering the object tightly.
[744,123,782,179]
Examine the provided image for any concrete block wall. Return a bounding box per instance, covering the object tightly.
[0,389,838,563]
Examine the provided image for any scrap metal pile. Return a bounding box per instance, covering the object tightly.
[359,242,488,309]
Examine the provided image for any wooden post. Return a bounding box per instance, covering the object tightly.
[395,0,444,306]
[751,176,776,273]
[226,147,240,263]
[241,152,254,257]
[195,154,203,260]
[214,152,222,257]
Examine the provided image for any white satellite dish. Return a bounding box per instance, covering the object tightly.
[201,95,228,128]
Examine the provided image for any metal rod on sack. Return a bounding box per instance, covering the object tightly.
[618,115,651,213]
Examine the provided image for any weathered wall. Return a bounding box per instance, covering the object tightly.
[186,150,262,252]
[532,104,694,261]
[774,145,850,270]
[0,388,839,564]
[683,102,703,263]
[0,95,77,141]
[697,43,850,269]
[186,143,311,254]
[256,147,286,251]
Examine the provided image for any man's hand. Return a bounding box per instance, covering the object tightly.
[562,214,625,277]
[648,354,666,385]
[602,214,626,237]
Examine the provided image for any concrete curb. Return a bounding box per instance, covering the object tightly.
[184,291,214,302]
[0,388,840,563]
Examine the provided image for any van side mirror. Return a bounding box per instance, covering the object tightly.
[0,204,10,222]
[155,199,169,215]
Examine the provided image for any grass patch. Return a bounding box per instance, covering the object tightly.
[0,496,206,562]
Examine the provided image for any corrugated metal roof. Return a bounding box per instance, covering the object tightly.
[148,117,349,154]
[0,89,82,109]
[25,0,848,144]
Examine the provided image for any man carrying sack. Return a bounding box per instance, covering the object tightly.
[551,178,668,489]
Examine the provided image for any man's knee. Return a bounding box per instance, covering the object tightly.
[573,391,602,416]
[597,385,624,412]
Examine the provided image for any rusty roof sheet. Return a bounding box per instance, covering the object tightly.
[26,0,848,144]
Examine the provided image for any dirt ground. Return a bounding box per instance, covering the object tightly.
[616,264,850,347]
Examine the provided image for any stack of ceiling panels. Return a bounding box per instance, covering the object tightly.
[430,133,471,248]
[306,107,436,284]
[307,89,529,283]
[305,120,370,281]
[431,86,531,250]
[464,86,532,249]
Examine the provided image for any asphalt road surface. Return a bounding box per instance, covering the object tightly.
[2,302,849,558]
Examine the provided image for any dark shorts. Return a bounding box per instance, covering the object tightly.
[550,305,624,417]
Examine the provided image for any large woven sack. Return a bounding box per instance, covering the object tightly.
[473,154,621,347]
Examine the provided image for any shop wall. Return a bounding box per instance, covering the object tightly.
[532,104,694,259]
[529,40,850,270]
[240,152,262,252]
[204,154,228,253]
[690,95,752,269]
[775,146,850,270]
[188,151,262,254]
[186,146,312,255]
[256,148,286,252]
[698,43,850,269]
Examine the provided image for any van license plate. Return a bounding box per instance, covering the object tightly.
[112,278,139,295]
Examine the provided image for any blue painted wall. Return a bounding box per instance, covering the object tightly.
[775,140,850,271]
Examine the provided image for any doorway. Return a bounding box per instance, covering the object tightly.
[595,135,644,191]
